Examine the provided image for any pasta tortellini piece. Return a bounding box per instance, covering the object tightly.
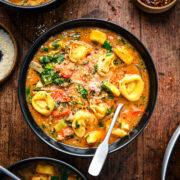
[112,128,127,138]
[85,131,101,144]
[90,30,107,44]
[72,110,97,137]
[32,176,47,180]
[114,46,133,65]
[90,103,107,119]
[32,91,54,116]
[36,164,54,175]
[119,74,144,101]
[98,53,116,76]
[102,81,120,96]
[69,41,89,63]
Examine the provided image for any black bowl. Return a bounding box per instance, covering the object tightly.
[0,0,60,11]
[0,157,87,179]
[18,18,158,157]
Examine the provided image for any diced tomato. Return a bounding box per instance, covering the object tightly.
[80,74,86,81]
[87,64,92,72]
[51,89,69,102]
[60,127,74,137]
[60,69,73,78]
[53,105,70,118]
[130,105,143,115]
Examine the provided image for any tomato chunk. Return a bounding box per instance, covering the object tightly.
[53,105,70,118]
[130,105,143,115]
[51,89,69,102]
[60,69,73,78]
[60,127,74,137]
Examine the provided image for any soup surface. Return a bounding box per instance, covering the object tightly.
[6,0,52,6]
[26,27,149,148]
[4,161,82,180]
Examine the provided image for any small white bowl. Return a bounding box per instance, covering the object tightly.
[0,23,18,84]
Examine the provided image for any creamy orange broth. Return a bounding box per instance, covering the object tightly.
[7,0,52,6]
[26,27,149,148]
[5,162,81,180]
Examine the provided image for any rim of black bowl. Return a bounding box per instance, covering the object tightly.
[0,0,57,10]
[3,157,87,180]
[18,18,158,157]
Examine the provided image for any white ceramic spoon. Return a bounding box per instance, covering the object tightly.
[88,103,124,176]
[0,165,21,180]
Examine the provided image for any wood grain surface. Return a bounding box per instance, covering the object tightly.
[0,0,179,179]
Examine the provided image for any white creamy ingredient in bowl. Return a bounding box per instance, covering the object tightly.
[0,29,15,80]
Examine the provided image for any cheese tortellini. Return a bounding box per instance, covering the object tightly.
[32,91,54,116]
[72,110,98,137]
[69,41,89,63]
[90,103,107,119]
[90,30,107,44]
[119,74,144,101]
[97,53,116,76]
[85,131,101,144]
[114,46,133,65]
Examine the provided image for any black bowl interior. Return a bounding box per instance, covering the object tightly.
[0,0,59,10]
[18,18,158,157]
[0,157,87,180]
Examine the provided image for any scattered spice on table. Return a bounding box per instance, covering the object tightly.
[0,29,15,81]
[140,0,173,7]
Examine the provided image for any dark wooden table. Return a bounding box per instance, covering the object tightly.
[0,1,179,179]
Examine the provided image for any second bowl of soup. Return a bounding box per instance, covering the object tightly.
[18,19,158,156]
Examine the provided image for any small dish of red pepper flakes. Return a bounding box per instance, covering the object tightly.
[140,0,173,7]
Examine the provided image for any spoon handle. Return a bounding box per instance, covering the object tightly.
[161,125,180,180]
[88,103,123,176]
[0,165,21,180]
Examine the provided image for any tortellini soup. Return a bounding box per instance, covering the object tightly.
[6,0,52,6]
[26,27,149,148]
[4,161,82,180]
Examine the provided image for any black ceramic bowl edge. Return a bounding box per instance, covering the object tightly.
[0,0,61,12]
[0,157,87,180]
[18,18,158,157]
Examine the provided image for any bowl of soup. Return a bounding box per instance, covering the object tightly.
[0,157,87,180]
[18,18,158,157]
[0,0,59,11]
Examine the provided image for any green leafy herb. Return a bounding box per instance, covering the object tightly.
[28,95,32,103]
[59,109,63,114]
[39,56,51,64]
[45,63,54,70]
[77,84,88,99]
[54,103,60,110]
[106,52,113,56]
[98,122,104,127]
[106,105,114,116]
[102,96,106,100]
[52,43,59,49]
[43,47,49,52]
[46,106,50,110]
[102,41,112,51]
[42,122,46,129]
[26,86,30,95]
[118,37,126,44]
[75,120,80,129]
[61,169,68,180]
[65,134,74,138]
[62,102,67,108]
[51,176,60,180]
[91,64,98,74]
[113,58,118,65]
[33,88,41,91]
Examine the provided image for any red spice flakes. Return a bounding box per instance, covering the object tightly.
[140,0,173,7]
[107,0,119,16]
